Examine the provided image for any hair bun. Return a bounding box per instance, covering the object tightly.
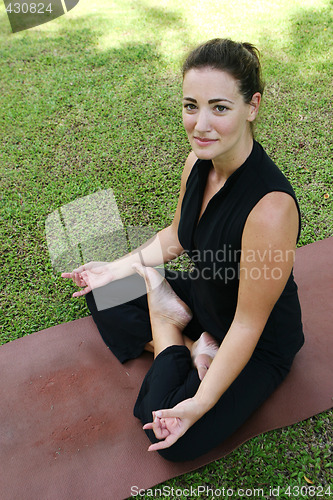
[182,38,265,102]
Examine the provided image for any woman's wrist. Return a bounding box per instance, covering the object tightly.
[109,252,139,280]
[192,372,222,417]
[191,394,211,421]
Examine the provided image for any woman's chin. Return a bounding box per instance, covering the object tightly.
[194,150,215,161]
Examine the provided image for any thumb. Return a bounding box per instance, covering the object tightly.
[154,409,179,419]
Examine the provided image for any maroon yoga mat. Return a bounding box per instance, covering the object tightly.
[1,238,332,500]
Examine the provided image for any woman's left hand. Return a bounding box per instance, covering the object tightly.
[143,397,204,452]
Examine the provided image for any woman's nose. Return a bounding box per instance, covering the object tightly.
[194,110,211,133]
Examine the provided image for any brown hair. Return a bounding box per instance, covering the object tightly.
[182,38,265,103]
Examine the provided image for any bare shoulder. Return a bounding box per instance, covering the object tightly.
[244,192,299,244]
[181,151,198,185]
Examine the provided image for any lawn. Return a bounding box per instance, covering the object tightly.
[0,0,332,497]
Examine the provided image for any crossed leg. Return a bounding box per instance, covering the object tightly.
[132,263,219,379]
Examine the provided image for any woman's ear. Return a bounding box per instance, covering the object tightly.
[248,92,261,122]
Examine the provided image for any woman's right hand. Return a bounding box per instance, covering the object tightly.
[61,261,117,297]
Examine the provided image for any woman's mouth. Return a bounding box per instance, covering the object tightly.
[194,137,218,146]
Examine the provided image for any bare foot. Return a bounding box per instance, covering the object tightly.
[191,332,219,380]
[132,263,192,330]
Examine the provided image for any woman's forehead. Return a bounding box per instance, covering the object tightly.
[182,68,240,100]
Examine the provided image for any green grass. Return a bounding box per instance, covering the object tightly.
[1,0,332,497]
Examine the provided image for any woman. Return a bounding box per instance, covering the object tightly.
[62,39,304,462]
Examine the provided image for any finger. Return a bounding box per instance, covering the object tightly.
[142,422,154,430]
[148,434,178,452]
[72,286,91,297]
[80,271,92,283]
[73,271,85,286]
[71,264,87,273]
[61,271,82,286]
[155,409,180,419]
[142,422,168,441]
[77,273,88,286]
[75,272,90,288]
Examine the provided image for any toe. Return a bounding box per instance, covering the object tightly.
[132,262,152,288]
[133,263,163,294]
[132,262,145,276]
[197,364,208,381]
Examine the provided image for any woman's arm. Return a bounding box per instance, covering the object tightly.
[62,152,198,296]
[145,191,299,450]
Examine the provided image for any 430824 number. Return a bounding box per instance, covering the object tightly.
[6,3,53,14]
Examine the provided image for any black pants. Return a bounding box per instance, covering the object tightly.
[86,270,292,462]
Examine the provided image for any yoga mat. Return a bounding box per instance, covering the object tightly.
[1,238,332,500]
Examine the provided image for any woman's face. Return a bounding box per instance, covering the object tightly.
[182,68,260,165]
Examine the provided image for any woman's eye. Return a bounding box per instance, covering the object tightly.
[215,105,227,112]
[183,103,196,111]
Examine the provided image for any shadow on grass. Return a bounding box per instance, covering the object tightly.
[255,3,332,243]
[0,4,191,215]
[0,1,331,343]
[0,3,193,344]
[1,0,331,253]
[288,1,332,60]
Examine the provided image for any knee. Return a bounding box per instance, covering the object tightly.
[156,447,187,462]
[86,291,127,320]
[85,291,100,316]
[154,438,202,462]
[156,444,203,462]
[85,291,94,309]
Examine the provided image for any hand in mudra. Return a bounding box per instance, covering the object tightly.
[143,397,202,452]
[61,261,114,297]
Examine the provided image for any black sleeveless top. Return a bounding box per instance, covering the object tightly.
[178,140,304,365]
